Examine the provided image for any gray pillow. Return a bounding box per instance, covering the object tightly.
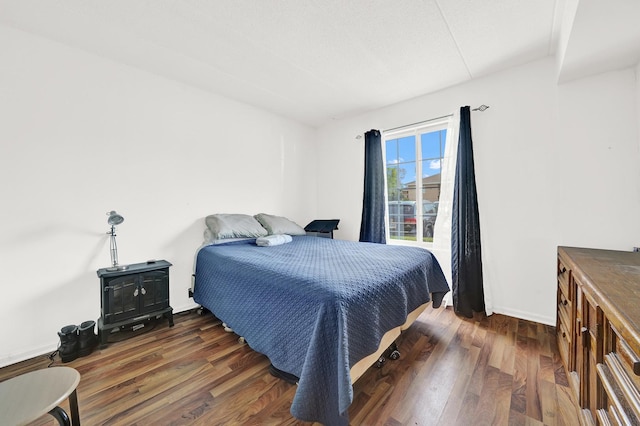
[205,214,268,239]
[203,228,257,245]
[254,213,306,236]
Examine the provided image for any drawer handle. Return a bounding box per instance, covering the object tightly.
[562,331,566,338]
[562,299,568,306]
[559,265,567,274]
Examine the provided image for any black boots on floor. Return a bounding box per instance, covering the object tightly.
[57,320,98,363]
[78,320,98,357]
[57,325,79,363]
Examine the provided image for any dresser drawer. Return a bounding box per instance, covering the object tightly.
[597,354,640,425]
[557,255,571,302]
[613,330,640,396]
[558,289,571,328]
[557,252,574,372]
[557,316,571,367]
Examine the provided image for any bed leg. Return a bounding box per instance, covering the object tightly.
[388,342,401,360]
[196,306,209,315]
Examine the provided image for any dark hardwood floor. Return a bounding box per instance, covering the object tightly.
[0,306,580,425]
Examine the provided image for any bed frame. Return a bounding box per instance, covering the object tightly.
[350,302,428,382]
[211,301,429,385]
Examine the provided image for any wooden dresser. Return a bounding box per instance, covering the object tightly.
[557,246,640,425]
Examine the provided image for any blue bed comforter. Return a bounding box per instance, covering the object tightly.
[193,236,449,425]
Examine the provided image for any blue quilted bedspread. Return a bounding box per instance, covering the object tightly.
[193,236,449,425]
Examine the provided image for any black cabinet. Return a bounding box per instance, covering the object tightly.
[97,260,173,345]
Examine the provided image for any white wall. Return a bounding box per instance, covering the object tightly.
[316,57,640,325]
[555,68,640,249]
[0,26,318,367]
[637,62,640,182]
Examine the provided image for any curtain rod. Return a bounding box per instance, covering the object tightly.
[383,104,490,133]
[382,113,453,133]
[355,104,490,139]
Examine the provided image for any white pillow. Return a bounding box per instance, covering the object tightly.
[254,213,306,236]
[205,214,268,239]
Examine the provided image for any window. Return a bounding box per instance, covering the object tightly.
[384,123,448,243]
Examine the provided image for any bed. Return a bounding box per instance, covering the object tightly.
[193,215,449,425]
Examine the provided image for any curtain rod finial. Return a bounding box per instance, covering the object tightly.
[472,104,489,112]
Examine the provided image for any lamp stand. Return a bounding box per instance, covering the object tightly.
[107,225,128,271]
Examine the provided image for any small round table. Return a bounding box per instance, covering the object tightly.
[0,366,81,425]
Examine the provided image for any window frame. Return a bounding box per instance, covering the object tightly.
[382,118,452,247]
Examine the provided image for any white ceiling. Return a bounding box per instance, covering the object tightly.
[1,1,638,128]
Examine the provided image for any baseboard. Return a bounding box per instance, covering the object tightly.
[0,343,57,369]
[490,306,556,326]
[0,304,203,369]
[172,302,200,314]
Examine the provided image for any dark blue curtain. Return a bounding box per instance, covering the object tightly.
[359,129,386,244]
[452,106,485,317]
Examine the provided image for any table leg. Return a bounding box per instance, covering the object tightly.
[69,389,81,425]
[48,406,71,426]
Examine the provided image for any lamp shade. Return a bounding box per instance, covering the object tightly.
[107,211,124,226]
